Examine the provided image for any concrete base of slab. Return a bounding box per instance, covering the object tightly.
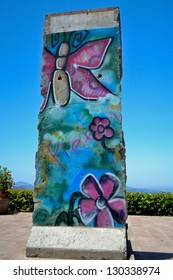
[26,226,127,260]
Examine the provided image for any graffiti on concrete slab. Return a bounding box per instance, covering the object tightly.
[33,27,127,228]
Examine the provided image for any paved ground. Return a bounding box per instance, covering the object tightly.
[127,215,173,260]
[0,212,173,260]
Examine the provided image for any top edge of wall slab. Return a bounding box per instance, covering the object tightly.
[44,7,120,35]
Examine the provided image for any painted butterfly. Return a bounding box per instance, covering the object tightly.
[40,38,113,112]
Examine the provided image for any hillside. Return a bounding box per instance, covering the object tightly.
[13,181,34,190]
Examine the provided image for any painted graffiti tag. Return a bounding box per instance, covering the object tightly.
[47,128,94,169]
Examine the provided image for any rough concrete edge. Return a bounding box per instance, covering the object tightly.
[43,7,120,34]
[26,226,127,260]
[45,7,119,20]
[26,247,126,260]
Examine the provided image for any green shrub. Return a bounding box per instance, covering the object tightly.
[126,192,173,216]
[9,190,34,212]
[7,190,173,216]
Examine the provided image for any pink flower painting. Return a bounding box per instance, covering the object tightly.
[89,117,114,141]
[78,173,127,227]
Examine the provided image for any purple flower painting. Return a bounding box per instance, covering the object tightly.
[78,173,127,227]
[89,117,114,141]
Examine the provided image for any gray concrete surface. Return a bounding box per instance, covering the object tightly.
[26,226,126,259]
[0,212,173,260]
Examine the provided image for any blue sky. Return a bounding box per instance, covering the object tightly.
[0,0,173,189]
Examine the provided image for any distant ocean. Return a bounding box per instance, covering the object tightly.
[14,182,173,194]
[126,185,173,194]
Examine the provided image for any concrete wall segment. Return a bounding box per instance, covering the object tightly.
[44,7,120,35]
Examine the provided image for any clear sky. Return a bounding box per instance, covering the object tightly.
[0,0,173,189]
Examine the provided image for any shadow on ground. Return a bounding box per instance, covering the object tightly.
[133,252,173,260]
[127,240,173,260]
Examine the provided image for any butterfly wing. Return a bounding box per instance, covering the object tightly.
[40,48,56,111]
[65,65,111,100]
[67,38,112,69]
[65,38,112,100]
[40,82,51,112]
